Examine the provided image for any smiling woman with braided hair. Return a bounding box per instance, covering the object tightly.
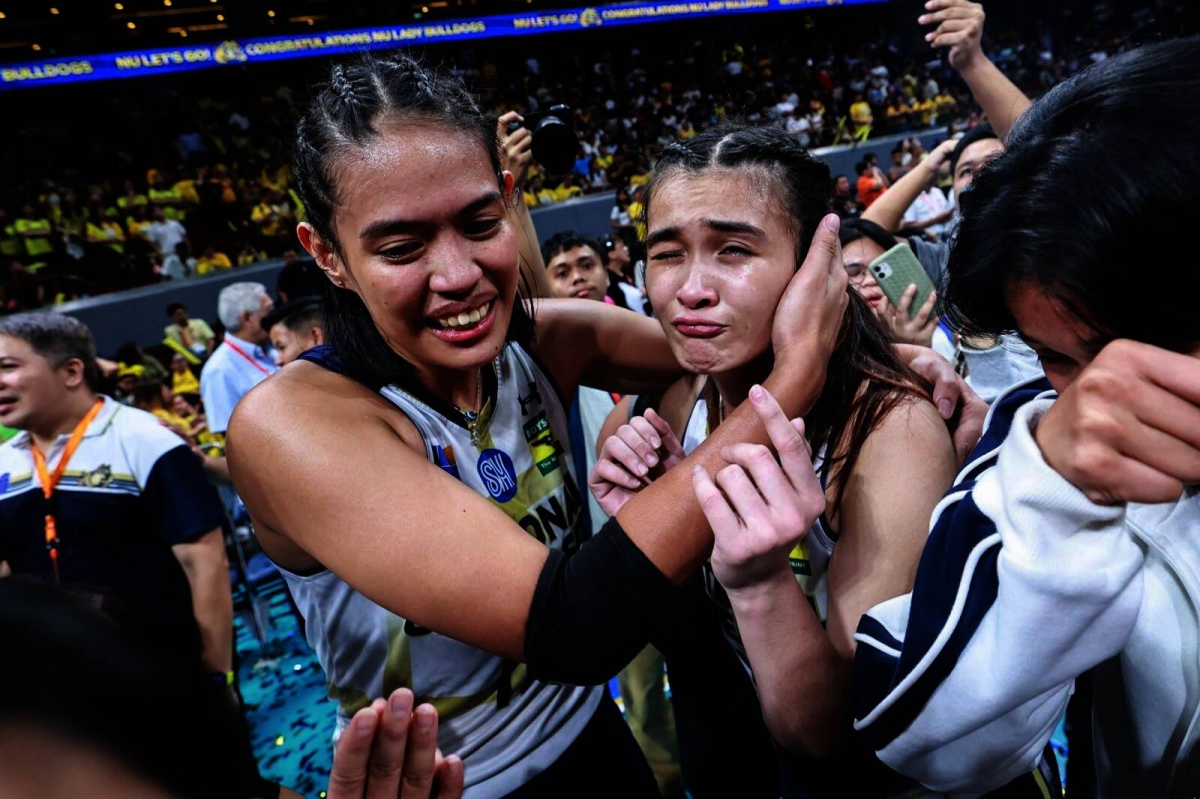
[224,50,873,795]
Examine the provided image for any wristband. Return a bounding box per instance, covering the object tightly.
[208,670,235,687]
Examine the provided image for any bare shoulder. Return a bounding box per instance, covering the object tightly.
[850,393,957,503]
[870,394,954,452]
[227,361,422,467]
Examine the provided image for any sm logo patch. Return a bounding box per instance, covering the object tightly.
[477,449,518,503]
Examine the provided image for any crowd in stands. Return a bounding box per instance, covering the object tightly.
[2,1,1199,796]
[0,0,1169,314]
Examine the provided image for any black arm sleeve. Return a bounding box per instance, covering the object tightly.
[524,516,684,685]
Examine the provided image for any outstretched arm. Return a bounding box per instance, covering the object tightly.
[921,0,1031,139]
[864,138,957,232]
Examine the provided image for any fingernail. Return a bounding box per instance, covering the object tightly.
[650,436,661,449]
[822,214,839,231]
[448,757,463,778]
[354,712,375,738]
[416,706,435,733]
[693,465,705,478]
[937,398,953,419]
[390,690,413,720]
[925,33,934,41]
[750,385,766,403]
[636,462,648,475]
[918,14,927,22]
[645,452,658,466]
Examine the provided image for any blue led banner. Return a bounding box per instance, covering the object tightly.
[1,0,885,91]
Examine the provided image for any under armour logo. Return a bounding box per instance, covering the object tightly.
[519,381,543,416]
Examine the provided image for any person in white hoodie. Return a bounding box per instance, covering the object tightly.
[851,36,1200,797]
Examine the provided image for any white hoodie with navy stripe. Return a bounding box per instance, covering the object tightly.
[853,377,1200,797]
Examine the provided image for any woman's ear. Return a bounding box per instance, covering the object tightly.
[297,222,348,288]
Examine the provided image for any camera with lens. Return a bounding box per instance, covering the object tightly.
[506,104,577,175]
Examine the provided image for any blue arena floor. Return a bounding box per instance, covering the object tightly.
[233,575,1070,797]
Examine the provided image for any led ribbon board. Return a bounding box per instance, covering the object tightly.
[1,0,885,91]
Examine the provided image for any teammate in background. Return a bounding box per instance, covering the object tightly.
[262,298,326,367]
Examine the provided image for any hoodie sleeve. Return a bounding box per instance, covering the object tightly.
[853,385,1145,795]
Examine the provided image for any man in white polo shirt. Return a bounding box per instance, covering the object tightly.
[0,311,281,797]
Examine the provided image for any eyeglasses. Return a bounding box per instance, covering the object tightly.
[843,262,871,285]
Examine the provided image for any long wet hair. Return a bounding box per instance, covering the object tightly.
[292,52,534,388]
[642,125,925,515]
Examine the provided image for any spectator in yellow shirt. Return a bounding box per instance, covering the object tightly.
[85,208,126,254]
[626,183,647,242]
[116,180,149,212]
[530,176,557,206]
[164,302,217,358]
[195,246,233,276]
[0,209,20,258]
[915,97,936,127]
[552,175,585,202]
[170,353,201,400]
[850,92,874,142]
[14,205,54,260]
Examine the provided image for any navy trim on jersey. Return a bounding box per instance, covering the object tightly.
[300,344,500,432]
[854,379,1052,750]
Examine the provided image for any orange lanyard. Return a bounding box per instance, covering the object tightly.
[31,399,104,582]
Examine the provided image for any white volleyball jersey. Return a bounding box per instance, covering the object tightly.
[680,397,837,673]
[282,343,601,797]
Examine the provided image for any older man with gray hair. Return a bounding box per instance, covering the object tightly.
[201,283,276,440]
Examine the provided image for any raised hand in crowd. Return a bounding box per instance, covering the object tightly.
[921,0,1031,138]
[589,408,686,517]
[1035,340,1200,506]
[922,0,986,71]
[327,688,464,799]
[497,111,534,190]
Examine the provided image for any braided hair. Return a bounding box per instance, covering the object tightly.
[643,124,926,515]
[293,52,533,387]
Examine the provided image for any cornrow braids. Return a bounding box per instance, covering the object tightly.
[641,122,927,516]
[292,51,533,389]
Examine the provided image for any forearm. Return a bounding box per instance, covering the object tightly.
[864,162,936,232]
[181,541,234,673]
[618,354,826,583]
[727,571,849,756]
[957,58,1031,140]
